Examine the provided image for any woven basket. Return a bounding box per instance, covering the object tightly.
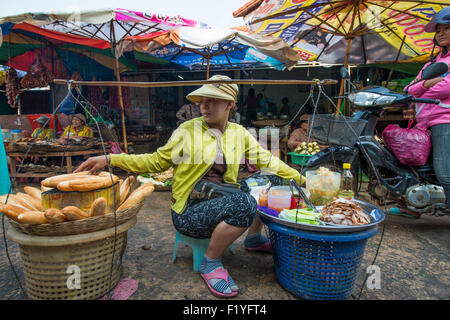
[8,200,145,236]
[6,217,136,300]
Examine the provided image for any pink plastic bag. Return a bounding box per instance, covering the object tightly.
[382,120,431,166]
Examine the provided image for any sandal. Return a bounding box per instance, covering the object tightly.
[200,267,238,298]
[245,241,272,253]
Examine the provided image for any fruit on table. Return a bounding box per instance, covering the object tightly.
[294,142,320,155]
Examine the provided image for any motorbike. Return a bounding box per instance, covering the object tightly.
[303,62,449,216]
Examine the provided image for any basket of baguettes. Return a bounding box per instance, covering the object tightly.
[0,171,155,236]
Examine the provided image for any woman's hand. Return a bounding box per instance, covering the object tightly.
[423,77,443,89]
[74,155,110,174]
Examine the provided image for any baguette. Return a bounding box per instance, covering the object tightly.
[0,197,30,217]
[117,182,154,211]
[57,175,119,192]
[24,186,42,201]
[17,211,49,225]
[41,185,53,192]
[41,171,90,188]
[88,197,107,217]
[8,194,37,211]
[120,177,131,204]
[62,206,89,221]
[0,203,19,221]
[17,192,43,211]
[97,171,119,180]
[44,208,67,224]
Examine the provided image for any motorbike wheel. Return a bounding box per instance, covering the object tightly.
[304,161,359,196]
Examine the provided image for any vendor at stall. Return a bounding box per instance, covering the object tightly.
[59,113,93,141]
[176,101,201,125]
[288,114,328,151]
[31,115,55,140]
[74,74,305,299]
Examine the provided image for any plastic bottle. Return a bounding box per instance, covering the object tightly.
[338,163,355,200]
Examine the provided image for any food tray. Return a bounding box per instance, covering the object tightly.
[258,199,385,233]
[8,200,145,236]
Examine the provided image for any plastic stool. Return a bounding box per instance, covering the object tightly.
[172,231,235,272]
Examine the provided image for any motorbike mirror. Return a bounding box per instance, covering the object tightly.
[421,62,449,80]
[340,67,349,79]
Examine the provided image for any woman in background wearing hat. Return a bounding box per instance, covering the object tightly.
[75,75,305,298]
[59,113,93,141]
[406,6,450,212]
[287,114,328,152]
[32,115,55,140]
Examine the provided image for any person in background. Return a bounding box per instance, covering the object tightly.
[288,114,328,151]
[176,101,201,125]
[59,113,93,142]
[257,93,267,115]
[279,97,291,117]
[406,6,450,213]
[32,115,55,140]
[242,88,258,124]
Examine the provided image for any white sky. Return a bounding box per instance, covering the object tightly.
[1,0,247,28]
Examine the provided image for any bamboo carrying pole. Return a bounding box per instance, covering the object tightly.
[387,35,407,83]
[111,21,129,153]
[54,79,338,87]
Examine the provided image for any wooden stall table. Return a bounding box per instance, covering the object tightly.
[7,149,107,178]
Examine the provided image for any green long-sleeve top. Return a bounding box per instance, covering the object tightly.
[110,117,304,214]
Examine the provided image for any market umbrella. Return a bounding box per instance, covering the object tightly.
[116,26,300,78]
[1,8,205,152]
[234,0,447,111]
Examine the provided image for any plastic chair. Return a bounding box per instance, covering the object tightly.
[172,230,235,272]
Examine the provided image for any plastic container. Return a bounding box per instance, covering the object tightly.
[305,168,341,206]
[289,152,312,165]
[1,129,11,142]
[10,129,23,141]
[268,186,292,212]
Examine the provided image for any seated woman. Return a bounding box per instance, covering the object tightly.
[32,115,55,140]
[59,113,93,166]
[74,75,305,298]
[59,113,93,141]
[288,114,328,151]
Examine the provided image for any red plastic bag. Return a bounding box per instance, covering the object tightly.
[382,119,431,166]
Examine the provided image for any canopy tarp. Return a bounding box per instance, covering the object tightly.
[117,26,300,71]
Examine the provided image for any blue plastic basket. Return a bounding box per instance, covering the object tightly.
[261,216,378,300]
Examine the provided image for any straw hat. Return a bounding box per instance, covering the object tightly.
[34,115,51,125]
[70,113,87,124]
[187,75,239,103]
[299,114,309,122]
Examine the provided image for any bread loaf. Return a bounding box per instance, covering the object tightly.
[41,185,52,192]
[57,175,119,192]
[24,186,42,201]
[120,177,131,204]
[44,208,67,224]
[118,182,154,211]
[0,203,19,221]
[17,211,49,225]
[41,171,90,188]
[88,197,107,217]
[3,194,36,211]
[17,192,43,211]
[62,206,89,220]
